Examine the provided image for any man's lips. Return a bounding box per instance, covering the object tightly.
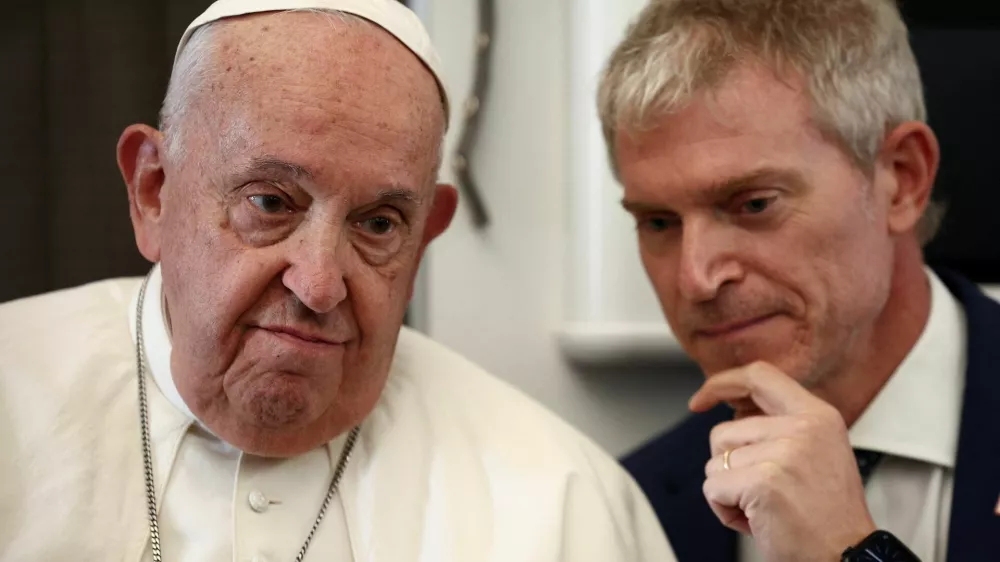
[257,325,346,346]
[695,313,780,338]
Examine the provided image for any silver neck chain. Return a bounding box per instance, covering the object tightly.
[135,272,360,562]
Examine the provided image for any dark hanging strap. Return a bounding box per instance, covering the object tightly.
[853,448,885,485]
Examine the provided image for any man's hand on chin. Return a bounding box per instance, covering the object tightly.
[690,361,876,562]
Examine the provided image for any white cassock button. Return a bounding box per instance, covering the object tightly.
[248,490,270,513]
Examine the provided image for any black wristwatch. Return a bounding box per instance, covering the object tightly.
[841,530,921,561]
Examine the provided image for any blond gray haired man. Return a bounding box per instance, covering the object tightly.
[0,1,676,560]
[600,0,1000,561]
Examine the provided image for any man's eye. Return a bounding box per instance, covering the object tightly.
[360,216,396,235]
[638,216,678,232]
[248,194,291,214]
[741,197,776,214]
[647,217,670,231]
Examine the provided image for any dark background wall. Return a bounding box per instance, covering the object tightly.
[904,1,1000,281]
[1,0,216,303]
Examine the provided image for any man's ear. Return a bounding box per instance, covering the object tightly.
[117,124,167,262]
[421,184,459,248]
[878,121,940,236]
[407,184,459,301]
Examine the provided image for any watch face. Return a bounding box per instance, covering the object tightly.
[850,531,920,562]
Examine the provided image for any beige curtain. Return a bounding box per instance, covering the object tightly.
[1,0,213,303]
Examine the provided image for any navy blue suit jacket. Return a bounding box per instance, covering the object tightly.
[622,270,1000,561]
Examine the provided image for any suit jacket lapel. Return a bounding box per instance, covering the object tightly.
[631,405,737,562]
[935,269,1000,560]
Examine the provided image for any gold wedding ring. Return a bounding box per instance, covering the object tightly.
[723,449,732,471]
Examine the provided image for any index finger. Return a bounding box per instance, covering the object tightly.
[688,361,825,416]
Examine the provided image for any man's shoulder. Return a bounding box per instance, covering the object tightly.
[0,276,141,378]
[0,278,148,559]
[381,327,627,474]
[0,277,141,332]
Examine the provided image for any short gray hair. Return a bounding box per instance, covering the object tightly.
[159,22,218,162]
[598,0,944,244]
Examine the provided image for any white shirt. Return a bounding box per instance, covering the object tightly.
[741,269,965,561]
[131,265,353,562]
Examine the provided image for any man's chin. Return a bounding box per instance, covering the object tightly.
[694,338,795,376]
[209,417,334,458]
[227,370,316,422]
[190,384,327,456]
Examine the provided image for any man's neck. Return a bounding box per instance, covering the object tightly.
[814,240,931,428]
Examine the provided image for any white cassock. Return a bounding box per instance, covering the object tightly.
[0,266,676,562]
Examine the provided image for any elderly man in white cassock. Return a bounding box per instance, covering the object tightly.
[0,0,676,560]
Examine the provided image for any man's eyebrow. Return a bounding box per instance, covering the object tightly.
[243,156,315,181]
[620,199,676,214]
[237,158,425,206]
[700,167,807,202]
[370,188,423,207]
[621,167,808,213]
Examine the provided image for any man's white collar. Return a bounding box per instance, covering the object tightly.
[128,263,198,422]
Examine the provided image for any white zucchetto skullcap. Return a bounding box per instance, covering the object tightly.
[174,0,450,120]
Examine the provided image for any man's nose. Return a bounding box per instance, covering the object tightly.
[281,231,348,315]
[676,220,744,303]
